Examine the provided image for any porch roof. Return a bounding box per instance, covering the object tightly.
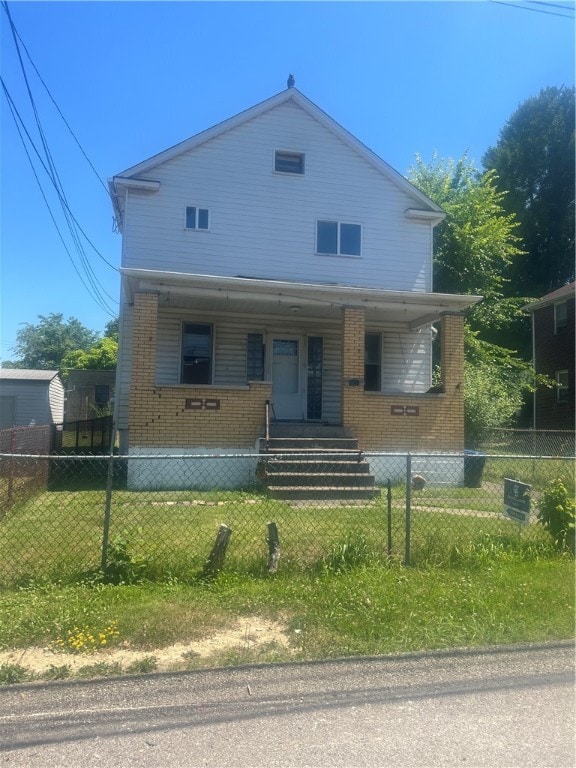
[122,269,481,329]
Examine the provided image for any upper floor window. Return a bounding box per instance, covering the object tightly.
[316,220,362,257]
[554,301,568,333]
[181,322,213,384]
[274,150,305,175]
[556,370,569,403]
[185,206,209,230]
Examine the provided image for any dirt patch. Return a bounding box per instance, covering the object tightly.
[0,617,291,677]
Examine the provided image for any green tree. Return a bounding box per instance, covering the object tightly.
[482,86,575,296]
[61,336,118,377]
[103,317,119,340]
[409,154,529,352]
[410,154,523,298]
[4,314,99,371]
[409,155,538,443]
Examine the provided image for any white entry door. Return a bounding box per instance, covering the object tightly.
[271,336,305,420]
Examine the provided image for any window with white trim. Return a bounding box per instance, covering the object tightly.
[554,301,568,333]
[316,220,362,257]
[185,206,209,230]
[556,370,569,403]
[181,322,213,384]
[274,150,305,175]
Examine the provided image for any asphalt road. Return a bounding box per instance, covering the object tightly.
[1,642,574,767]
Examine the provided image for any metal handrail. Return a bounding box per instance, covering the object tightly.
[265,399,271,452]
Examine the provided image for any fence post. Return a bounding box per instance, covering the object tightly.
[404,454,412,566]
[100,426,116,573]
[7,429,15,508]
[386,480,392,557]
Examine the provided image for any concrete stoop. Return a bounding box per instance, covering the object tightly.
[259,425,379,501]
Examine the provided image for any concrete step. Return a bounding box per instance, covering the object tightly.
[268,486,381,501]
[268,424,352,439]
[265,437,360,452]
[265,460,371,474]
[266,472,376,488]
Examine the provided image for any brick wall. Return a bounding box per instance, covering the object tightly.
[341,308,465,451]
[129,292,271,448]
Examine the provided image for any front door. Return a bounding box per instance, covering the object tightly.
[271,336,305,420]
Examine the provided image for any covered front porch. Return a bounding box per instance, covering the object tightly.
[120,270,479,454]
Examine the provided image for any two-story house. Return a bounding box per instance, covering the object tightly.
[525,281,575,431]
[109,86,480,489]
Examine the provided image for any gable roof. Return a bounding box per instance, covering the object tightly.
[0,369,60,382]
[524,281,576,313]
[109,87,444,225]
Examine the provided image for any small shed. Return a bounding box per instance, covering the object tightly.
[65,369,116,422]
[0,369,65,429]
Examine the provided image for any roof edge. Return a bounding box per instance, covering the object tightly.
[112,87,443,215]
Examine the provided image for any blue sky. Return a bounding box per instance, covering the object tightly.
[1,0,574,363]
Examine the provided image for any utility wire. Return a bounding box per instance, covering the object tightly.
[3,81,116,316]
[1,1,111,198]
[490,0,575,18]
[1,2,118,313]
[1,78,118,293]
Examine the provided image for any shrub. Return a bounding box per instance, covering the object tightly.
[103,530,148,585]
[537,479,575,553]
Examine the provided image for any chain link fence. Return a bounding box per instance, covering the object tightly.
[0,450,573,587]
[0,426,52,514]
[478,428,575,458]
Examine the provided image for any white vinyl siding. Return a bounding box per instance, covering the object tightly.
[0,378,64,426]
[155,310,430,403]
[121,101,433,292]
[379,325,432,393]
[152,308,342,424]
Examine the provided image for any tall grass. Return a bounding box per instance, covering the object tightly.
[0,483,565,587]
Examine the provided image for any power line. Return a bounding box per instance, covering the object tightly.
[1,77,117,315]
[490,0,575,18]
[527,1,575,11]
[1,1,111,198]
[1,2,118,316]
[3,81,116,317]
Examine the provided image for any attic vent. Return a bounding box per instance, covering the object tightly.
[274,150,305,175]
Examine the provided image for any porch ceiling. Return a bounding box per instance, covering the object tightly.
[121,269,481,328]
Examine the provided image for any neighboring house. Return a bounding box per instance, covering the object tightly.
[524,281,575,430]
[109,85,480,487]
[65,369,116,422]
[0,369,65,429]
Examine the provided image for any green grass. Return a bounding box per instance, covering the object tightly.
[0,552,573,682]
[2,462,572,683]
[1,480,568,587]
